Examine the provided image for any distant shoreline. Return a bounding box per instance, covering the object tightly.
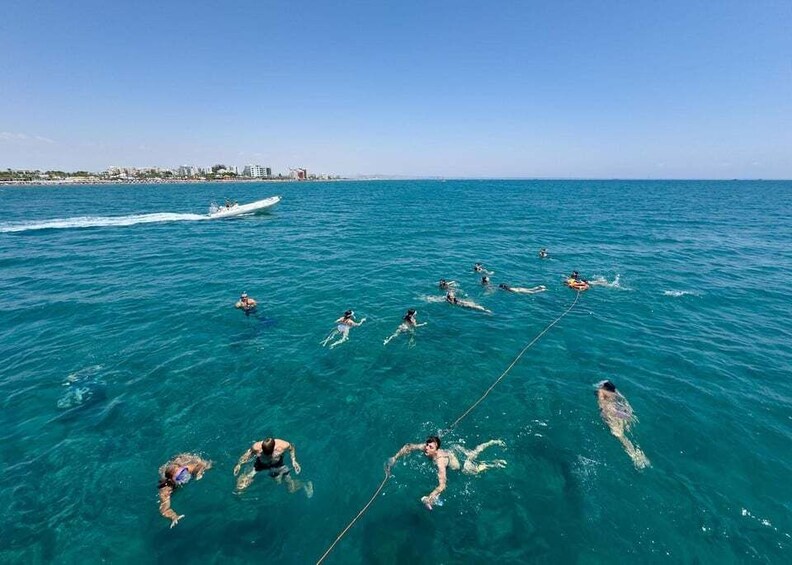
[0,177,350,187]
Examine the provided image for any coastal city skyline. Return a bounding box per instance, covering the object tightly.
[2,1,791,179]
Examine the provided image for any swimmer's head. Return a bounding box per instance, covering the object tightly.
[482,276,490,284]
[499,283,507,289]
[241,292,248,298]
[424,436,441,455]
[159,465,177,489]
[344,310,354,319]
[261,437,276,455]
[601,381,616,393]
[407,308,416,316]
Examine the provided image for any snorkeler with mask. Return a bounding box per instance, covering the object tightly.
[386,436,506,510]
[321,310,366,348]
[157,453,212,528]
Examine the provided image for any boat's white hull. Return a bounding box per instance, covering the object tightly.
[209,196,281,218]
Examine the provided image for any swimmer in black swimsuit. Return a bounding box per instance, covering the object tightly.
[234,437,313,496]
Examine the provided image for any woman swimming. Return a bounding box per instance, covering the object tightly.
[445,291,491,313]
[597,381,649,469]
[157,453,212,528]
[498,283,547,294]
[383,308,427,345]
[321,310,366,348]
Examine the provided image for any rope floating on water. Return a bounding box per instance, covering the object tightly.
[316,290,583,564]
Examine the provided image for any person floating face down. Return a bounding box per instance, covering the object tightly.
[597,381,650,469]
[383,308,427,345]
[321,310,366,348]
[157,453,212,528]
[445,291,490,313]
[386,435,506,510]
[233,437,313,496]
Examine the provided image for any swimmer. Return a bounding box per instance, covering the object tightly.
[235,292,257,312]
[597,381,650,469]
[498,283,547,294]
[481,275,490,286]
[157,453,212,528]
[473,263,493,275]
[539,248,548,259]
[321,310,366,348]
[383,308,427,345]
[386,436,506,510]
[233,437,312,496]
[438,279,457,291]
[445,291,491,313]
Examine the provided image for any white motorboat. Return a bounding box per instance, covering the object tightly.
[208,196,281,218]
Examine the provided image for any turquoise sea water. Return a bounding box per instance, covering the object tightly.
[1,180,790,563]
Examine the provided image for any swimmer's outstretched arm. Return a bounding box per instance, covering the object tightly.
[158,486,184,528]
[233,445,256,476]
[287,441,301,474]
[386,443,423,471]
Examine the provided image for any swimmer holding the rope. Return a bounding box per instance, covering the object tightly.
[386,436,506,510]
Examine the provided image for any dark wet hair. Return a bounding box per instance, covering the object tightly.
[158,466,176,489]
[499,283,508,289]
[261,437,276,455]
[425,435,441,448]
[343,310,353,318]
[602,381,616,392]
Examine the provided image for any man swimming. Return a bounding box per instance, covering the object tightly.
[383,308,427,345]
[445,291,491,313]
[233,437,312,496]
[473,263,493,275]
[386,436,506,510]
[597,381,650,469]
[498,283,547,294]
[539,248,548,259]
[235,292,257,312]
[321,310,366,348]
[481,275,490,286]
[438,279,456,291]
[157,453,212,528]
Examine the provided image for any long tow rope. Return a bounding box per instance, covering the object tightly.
[316,290,583,564]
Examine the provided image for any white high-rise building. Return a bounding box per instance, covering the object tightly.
[243,164,270,178]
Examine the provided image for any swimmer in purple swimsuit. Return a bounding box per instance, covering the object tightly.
[158,453,212,528]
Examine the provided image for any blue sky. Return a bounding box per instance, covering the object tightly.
[1,0,790,178]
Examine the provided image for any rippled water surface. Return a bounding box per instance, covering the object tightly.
[1,180,790,563]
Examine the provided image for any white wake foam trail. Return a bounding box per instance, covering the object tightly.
[663,290,698,297]
[0,212,209,233]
